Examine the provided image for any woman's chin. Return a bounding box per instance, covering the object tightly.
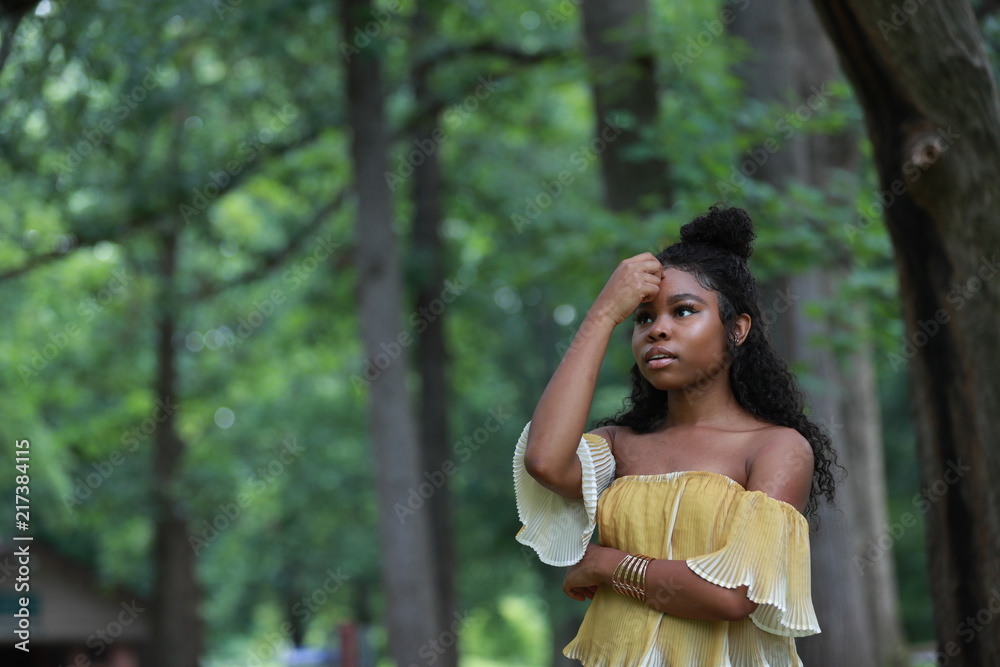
[641,373,685,393]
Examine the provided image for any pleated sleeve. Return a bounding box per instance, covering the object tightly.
[685,490,821,637]
[513,421,616,567]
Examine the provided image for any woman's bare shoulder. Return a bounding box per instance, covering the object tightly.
[586,424,640,453]
[746,424,813,467]
[586,425,617,444]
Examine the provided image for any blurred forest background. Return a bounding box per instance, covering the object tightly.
[1,1,999,666]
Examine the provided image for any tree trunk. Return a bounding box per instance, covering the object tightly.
[150,222,203,667]
[342,0,442,664]
[809,2,1000,664]
[410,4,457,666]
[840,333,909,667]
[729,1,904,664]
[791,2,909,662]
[579,0,671,213]
[779,273,878,667]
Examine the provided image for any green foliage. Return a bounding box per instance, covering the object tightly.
[0,0,946,662]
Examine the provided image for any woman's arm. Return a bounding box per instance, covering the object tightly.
[563,544,759,621]
[523,253,663,499]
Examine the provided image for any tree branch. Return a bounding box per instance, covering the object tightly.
[187,188,350,300]
[0,222,134,281]
[412,40,567,81]
[396,42,567,140]
[0,248,74,281]
[190,126,325,208]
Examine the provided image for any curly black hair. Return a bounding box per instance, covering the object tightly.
[595,205,840,520]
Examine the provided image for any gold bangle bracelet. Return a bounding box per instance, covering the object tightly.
[611,553,653,601]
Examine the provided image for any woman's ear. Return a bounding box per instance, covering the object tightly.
[733,314,751,346]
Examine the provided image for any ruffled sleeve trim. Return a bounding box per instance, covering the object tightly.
[513,421,616,566]
[685,490,821,637]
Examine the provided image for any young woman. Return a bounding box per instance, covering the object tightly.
[513,205,838,666]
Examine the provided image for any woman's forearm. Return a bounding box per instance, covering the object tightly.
[587,546,759,622]
[523,307,618,497]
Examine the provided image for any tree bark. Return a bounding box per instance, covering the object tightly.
[410,4,457,666]
[729,1,905,664]
[840,332,909,667]
[150,221,203,667]
[342,0,442,664]
[791,2,909,662]
[809,2,1000,664]
[579,0,671,213]
[778,271,879,667]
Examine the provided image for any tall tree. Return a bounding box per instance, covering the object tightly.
[342,0,442,664]
[409,3,458,666]
[149,216,203,667]
[580,0,671,213]
[809,2,1000,664]
[791,2,909,663]
[727,1,906,664]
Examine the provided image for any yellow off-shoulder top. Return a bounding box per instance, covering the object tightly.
[513,421,821,667]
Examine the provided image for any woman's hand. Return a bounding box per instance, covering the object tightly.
[562,543,621,601]
[588,253,663,327]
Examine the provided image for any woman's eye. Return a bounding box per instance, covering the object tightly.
[675,305,697,317]
[633,312,652,324]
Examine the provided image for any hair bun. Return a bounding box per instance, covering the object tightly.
[679,205,756,260]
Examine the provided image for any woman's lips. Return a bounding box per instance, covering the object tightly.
[647,356,677,369]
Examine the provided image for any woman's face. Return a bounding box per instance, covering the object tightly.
[630,267,732,392]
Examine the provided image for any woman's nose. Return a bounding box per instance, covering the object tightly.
[648,316,671,339]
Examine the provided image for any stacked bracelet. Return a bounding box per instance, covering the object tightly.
[611,553,654,601]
